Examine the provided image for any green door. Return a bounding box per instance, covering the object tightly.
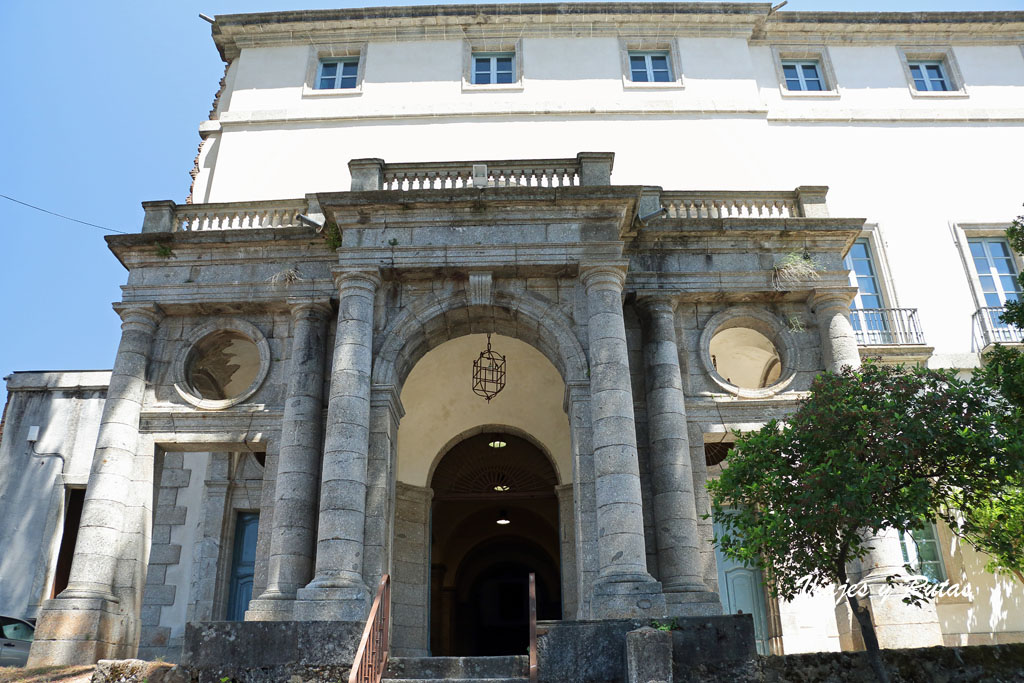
[226,512,259,621]
[713,517,771,655]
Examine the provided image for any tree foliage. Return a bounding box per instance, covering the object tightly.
[708,362,1022,681]
[956,212,1024,584]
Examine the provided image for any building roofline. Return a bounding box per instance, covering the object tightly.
[210,3,1024,61]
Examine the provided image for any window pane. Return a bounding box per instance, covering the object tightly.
[850,242,869,259]
[786,78,802,90]
[342,61,358,76]
[340,76,357,88]
[925,64,943,79]
[320,62,337,77]
[994,258,1016,275]
[476,72,491,84]
[496,57,513,70]
[783,64,798,79]
[968,241,986,257]
[653,69,670,82]
[985,292,1002,307]
[978,275,995,292]
[1001,275,1019,293]
[909,64,923,78]
[860,294,883,309]
[805,79,823,91]
[990,241,1012,258]
[497,71,513,84]
[632,69,649,82]
[801,64,820,79]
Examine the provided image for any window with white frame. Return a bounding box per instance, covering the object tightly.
[781,60,824,91]
[908,60,951,92]
[845,239,888,343]
[969,237,1022,321]
[899,523,947,584]
[316,57,359,90]
[628,51,672,83]
[472,52,515,85]
[898,48,966,97]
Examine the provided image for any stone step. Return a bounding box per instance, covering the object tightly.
[385,655,528,680]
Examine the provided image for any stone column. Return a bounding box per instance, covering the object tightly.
[555,484,578,620]
[810,288,861,373]
[637,294,721,616]
[581,263,665,619]
[565,380,598,620]
[28,302,162,667]
[363,384,404,588]
[811,289,942,648]
[247,298,331,620]
[295,270,380,621]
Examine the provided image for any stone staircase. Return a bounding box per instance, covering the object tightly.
[383,655,528,683]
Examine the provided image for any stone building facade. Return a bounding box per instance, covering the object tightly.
[1,2,1023,668]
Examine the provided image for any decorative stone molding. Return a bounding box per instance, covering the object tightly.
[172,318,271,411]
[698,306,798,399]
[467,272,492,306]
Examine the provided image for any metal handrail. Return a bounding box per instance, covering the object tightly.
[973,306,1024,350]
[349,574,391,683]
[529,572,538,683]
[850,307,926,346]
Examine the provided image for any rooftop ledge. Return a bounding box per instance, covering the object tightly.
[210,4,1024,59]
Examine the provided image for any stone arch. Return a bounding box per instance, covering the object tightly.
[426,423,563,488]
[371,285,588,392]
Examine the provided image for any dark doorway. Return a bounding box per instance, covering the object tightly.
[51,488,85,599]
[429,432,562,656]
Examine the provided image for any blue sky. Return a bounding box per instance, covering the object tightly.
[1,0,1022,409]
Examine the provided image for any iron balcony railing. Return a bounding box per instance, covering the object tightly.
[851,308,926,346]
[973,306,1024,350]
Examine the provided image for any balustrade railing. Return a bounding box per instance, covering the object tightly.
[973,306,1024,350]
[660,191,800,218]
[851,308,926,346]
[349,574,391,683]
[174,200,306,232]
[381,159,581,190]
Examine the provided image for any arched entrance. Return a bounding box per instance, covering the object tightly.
[429,432,562,656]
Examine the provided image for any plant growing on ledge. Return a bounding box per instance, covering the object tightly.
[154,242,175,259]
[771,251,822,290]
[708,362,1022,683]
[324,220,342,250]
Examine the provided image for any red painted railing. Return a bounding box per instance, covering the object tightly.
[349,574,391,683]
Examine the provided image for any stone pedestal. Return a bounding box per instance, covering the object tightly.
[28,303,162,666]
[581,263,665,619]
[295,270,380,621]
[248,298,331,621]
[638,294,721,617]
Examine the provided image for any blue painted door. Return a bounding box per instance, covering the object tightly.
[713,517,771,655]
[226,512,259,621]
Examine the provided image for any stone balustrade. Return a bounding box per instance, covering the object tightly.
[660,191,801,219]
[141,199,308,233]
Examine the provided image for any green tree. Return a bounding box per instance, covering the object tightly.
[708,363,1021,683]
[957,212,1024,585]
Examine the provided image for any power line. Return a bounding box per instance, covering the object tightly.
[1,193,130,235]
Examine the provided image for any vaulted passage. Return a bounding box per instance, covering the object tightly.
[429,432,562,656]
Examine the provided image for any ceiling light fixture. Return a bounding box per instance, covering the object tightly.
[472,333,506,403]
[488,438,507,449]
[496,510,511,525]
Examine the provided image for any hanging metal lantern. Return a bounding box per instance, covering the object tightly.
[472,333,506,402]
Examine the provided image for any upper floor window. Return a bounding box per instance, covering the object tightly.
[772,46,838,98]
[472,53,515,85]
[908,60,950,92]
[628,51,672,83]
[968,238,1021,310]
[781,60,824,91]
[898,48,966,98]
[899,523,947,584]
[316,58,359,90]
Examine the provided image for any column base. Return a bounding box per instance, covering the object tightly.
[592,575,666,619]
[293,582,372,621]
[27,597,126,667]
[665,589,723,617]
[835,581,943,650]
[245,592,299,621]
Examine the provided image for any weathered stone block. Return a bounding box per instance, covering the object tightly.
[627,626,673,683]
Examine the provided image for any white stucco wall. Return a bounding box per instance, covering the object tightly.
[0,371,109,619]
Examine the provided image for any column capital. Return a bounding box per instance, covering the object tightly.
[809,287,857,313]
[580,262,628,293]
[287,296,333,320]
[332,268,382,294]
[635,291,679,317]
[562,380,591,413]
[112,301,163,329]
[370,383,405,422]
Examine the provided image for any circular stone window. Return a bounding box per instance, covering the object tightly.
[699,307,798,398]
[174,320,270,410]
